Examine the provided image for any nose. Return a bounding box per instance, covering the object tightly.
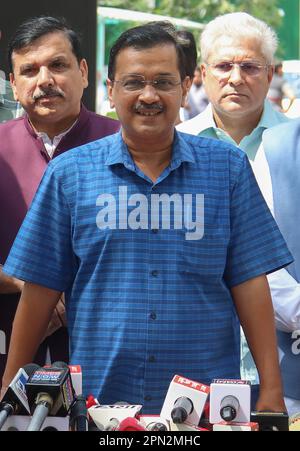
[36,66,54,87]
[138,83,160,103]
[228,64,244,85]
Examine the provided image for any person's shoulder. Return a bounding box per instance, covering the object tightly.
[178,132,248,189]
[49,132,119,170]
[85,109,120,130]
[0,115,25,131]
[262,119,300,161]
[264,118,300,141]
[0,117,26,155]
[278,117,300,132]
[177,130,209,147]
[178,130,245,159]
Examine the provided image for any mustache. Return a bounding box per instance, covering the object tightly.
[33,87,65,101]
[133,103,164,113]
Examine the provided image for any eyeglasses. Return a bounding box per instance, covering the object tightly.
[206,61,269,79]
[111,75,182,92]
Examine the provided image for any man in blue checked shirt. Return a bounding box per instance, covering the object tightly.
[1,23,293,414]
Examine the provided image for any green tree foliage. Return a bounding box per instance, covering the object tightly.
[99,0,284,61]
[99,0,282,29]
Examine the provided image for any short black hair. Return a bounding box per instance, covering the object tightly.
[8,16,83,72]
[146,20,177,38]
[145,22,197,79]
[108,23,186,81]
[176,30,197,79]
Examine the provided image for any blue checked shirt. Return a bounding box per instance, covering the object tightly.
[4,130,292,413]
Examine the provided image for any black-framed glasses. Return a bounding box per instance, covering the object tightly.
[206,61,269,79]
[110,75,182,92]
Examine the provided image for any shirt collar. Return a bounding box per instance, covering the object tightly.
[35,120,77,158]
[171,130,196,168]
[105,129,196,170]
[36,120,77,142]
[105,130,131,167]
[200,102,271,135]
[24,102,88,139]
[256,99,282,130]
[178,100,283,136]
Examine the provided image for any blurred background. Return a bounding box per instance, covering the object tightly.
[1,0,299,119]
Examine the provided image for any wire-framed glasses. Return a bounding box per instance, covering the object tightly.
[206,61,269,79]
[111,75,182,92]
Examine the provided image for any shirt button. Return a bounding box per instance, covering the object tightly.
[148,355,156,363]
[144,395,152,402]
[151,270,158,277]
[149,312,156,320]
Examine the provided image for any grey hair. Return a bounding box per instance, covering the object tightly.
[200,12,278,64]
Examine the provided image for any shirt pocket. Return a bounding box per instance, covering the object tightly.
[176,225,229,281]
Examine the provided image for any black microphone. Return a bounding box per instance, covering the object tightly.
[171,396,194,423]
[147,421,168,431]
[25,361,75,431]
[69,395,88,431]
[0,363,39,430]
[220,395,240,422]
[160,375,209,426]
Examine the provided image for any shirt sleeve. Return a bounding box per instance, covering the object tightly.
[224,153,293,287]
[267,269,300,332]
[3,161,77,292]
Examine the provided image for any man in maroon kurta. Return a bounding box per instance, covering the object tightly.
[0,16,120,385]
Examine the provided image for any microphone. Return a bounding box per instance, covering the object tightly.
[0,363,39,430]
[25,361,75,431]
[219,395,240,421]
[105,417,120,431]
[171,396,193,423]
[146,421,168,431]
[209,379,251,424]
[69,394,88,432]
[103,401,130,430]
[138,415,170,431]
[160,375,209,427]
[88,403,142,431]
